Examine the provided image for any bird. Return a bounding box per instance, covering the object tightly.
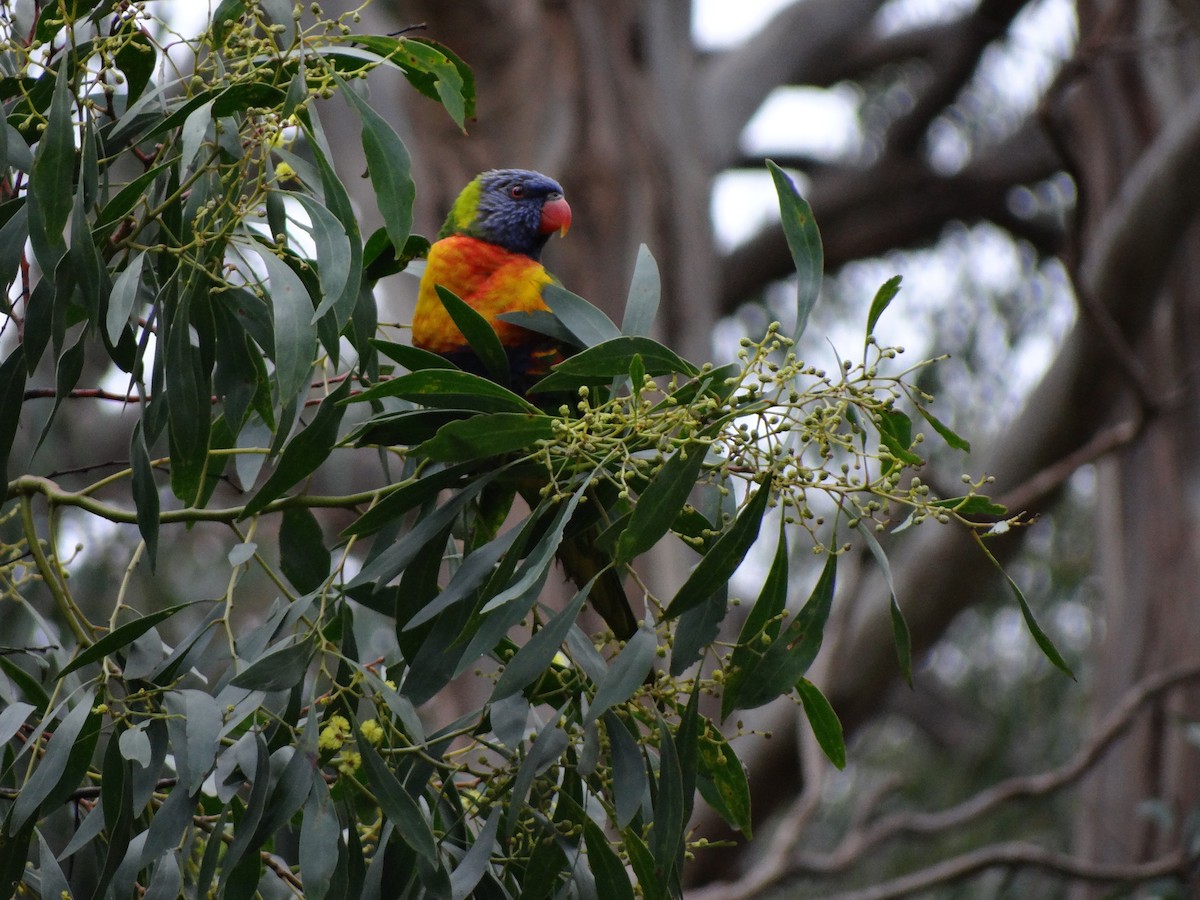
[410,169,638,641]
[411,168,574,395]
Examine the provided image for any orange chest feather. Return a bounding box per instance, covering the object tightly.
[411,235,553,354]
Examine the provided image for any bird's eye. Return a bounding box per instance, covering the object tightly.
[509,185,525,199]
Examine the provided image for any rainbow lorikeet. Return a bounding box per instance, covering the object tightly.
[411,169,637,640]
[411,168,574,395]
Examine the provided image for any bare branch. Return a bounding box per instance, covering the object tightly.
[692,661,1200,899]
[819,843,1191,900]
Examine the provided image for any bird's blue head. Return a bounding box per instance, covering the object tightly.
[441,168,572,259]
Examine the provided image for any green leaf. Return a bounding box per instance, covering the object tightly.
[279,507,331,593]
[371,339,458,373]
[107,250,146,345]
[95,160,173,228]
[651,711,685,881]
[229,637,313,691]
[797,678,845,768]
[402,523,524,631]
[340,461,478,538]
[529,336,698,393]
[616,438,710,564]
[766,160,823,344]
[733,553,837,711]
[916,403,972,452]
[621,244,660,337]
[876,407,924,467]
[57,602,198,680]
[112,20,155,105]
[492,578,592,701]
[26,62,72,271]
[856,522,912,685]
[449,807,501,900]
[866,274,902,337]
[363,229,429,281]
[351,408,475,448]
[665,480,772,619]
[346,466,505,588]
[980,538,1076,679]
[347,369,540,414]
[287,192,355,327]
[241,377,350,518]
[417,412,552,462]
[539,283,621,348]
[300,775,342,900]
[501,715,568,840]
[434,284,510,387]
[721,523,788,719]
[33,327,86,456]
[604,712,647,828]
[244,241,317,405]
[0,702,35,747]
[0,345,25,494]
[584,624,656,724]
[11,697,98,831]
[337,76,414,253]
[696,722,752,835]
[348,36,476,128]
[584,818,636,900]
[623,828,666,900]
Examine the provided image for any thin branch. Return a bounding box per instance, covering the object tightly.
[819,842,1191,900]
[691,660,1200,899]
[996,416,1140,512]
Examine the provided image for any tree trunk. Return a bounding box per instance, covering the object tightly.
[1069,0,1200,888]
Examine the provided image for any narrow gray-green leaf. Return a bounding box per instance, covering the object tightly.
[11,697,96,831]
[856,522,912,685]
[288,192,354,325]
[450,806,501,900]
[107,250,146,345]
[585,625,656,724]
[0,702,35,747]
[616,439,709,564]
[356,726,437,860]
[243,240,316,404]
[337,77,414,252]
[435,284,510,386]
[766,160,823,344]
[300,773,341,900]
[229,637,313,691]
[492,578,593,700]
[621,244,660,337]
[27,62,72,270]
[542,283,621,348]
[241,376,350,518]
[58,602,197,680]
[604,712,647,828]
[665,481,772,619]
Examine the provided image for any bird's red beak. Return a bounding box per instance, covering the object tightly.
[539,195,572,237]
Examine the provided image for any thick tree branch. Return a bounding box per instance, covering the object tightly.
[718,118,1063,313]
[699,0,888,166]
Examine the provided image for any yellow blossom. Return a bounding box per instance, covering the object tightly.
[336,751,361,775]
[359,719,384,745]
[318,714,350,751]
